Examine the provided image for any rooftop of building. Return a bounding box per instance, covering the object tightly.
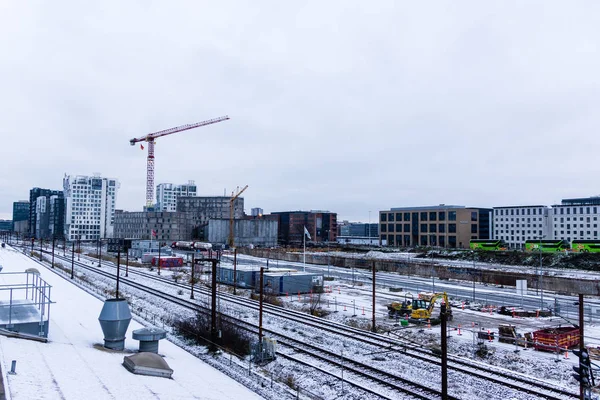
[271,210,333,214]
[492,205,548,209]
[387,205,465,211]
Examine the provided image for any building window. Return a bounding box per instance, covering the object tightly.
[404,213,410,221]
[388,213,394,222]
[449,223,456,233]
[449,211,456,221]
[420,212,428,221]
[439,211,446,221]
[420,236,428,246]
[404,224,410,232]
[471,212,478,221]
[429,212,437,221]
[420,224,428,233]
[429,224,437,233]
[449,236,457,247]
[381,225,387,233]
[471,224,478,233]
[381,213,387,222]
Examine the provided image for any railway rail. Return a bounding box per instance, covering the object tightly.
[21,244,577,399]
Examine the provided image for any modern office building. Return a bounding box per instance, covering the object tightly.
[251,207,263,217]
[63,174,119,241]
[0,220,12,231]
[550,197,600,243]
[492,205,552,249]
[113,210,183,241]
[270,211,337,245]
[12,201,29,232]
[156,181,197,212]
[29,188,64,239]
[339,222,378,238]
[379,205,491,248]
[176,196,244,240]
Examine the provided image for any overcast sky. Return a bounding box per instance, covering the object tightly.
[1,1,599,222]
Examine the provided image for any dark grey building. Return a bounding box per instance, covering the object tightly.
[113,210,183,241]
[207,219,278,247]
[177,196,244,240]
[339,222,378,237]
[12,201,29,232]
[29,188,63,239]
[0,220,12,231]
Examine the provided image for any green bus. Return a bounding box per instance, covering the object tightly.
[525,240,569,252]
[571,240,600,253]
[469,239,507,251]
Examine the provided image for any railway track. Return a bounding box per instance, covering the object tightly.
[19,246,449,399]
[24,244,577,399]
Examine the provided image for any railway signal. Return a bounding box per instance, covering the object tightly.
[573,349,594,399]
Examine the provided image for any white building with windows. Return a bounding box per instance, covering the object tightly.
[551,197,600,242]
[156,181,197,212]
[492,205,552,249]
[63,174,120,240]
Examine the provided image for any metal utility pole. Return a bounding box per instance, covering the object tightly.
[259,267,264,343]
[51,237,55,268]
[98,239,102,267]
[39,238,43,261]
[30,238,34,254]
[129,116,230,208]
[125,249,129,277]
[233,248,237,295]
[539,241,544,310]
[157,242,161,275]
[441,303,448,400]
[579,293,584,400]
[77,237,81,261]
[228,185,248,248]
[372,261,376,333]
[211,259,218,343]
[190,253,195,300]
[71,242,75,279]
[116,250,121,299]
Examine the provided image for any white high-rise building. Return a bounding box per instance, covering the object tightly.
[156,181,197,212]
[492,205,552,249]
[63,174,120,240]
[551,197,600,242]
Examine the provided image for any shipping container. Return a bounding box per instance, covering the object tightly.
[151,256,184,268]
[532,327,579,351]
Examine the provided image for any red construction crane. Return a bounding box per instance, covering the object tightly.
[129,116,230,207]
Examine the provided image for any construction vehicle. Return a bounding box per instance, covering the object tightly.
[409,292,453,322]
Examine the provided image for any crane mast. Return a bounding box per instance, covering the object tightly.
[229,185,248,248]
[129,116,229,208]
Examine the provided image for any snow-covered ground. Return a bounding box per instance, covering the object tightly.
[6,242,598,399]
[0,245,263,400]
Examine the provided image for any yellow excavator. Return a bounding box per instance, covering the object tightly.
[410,292,453,322]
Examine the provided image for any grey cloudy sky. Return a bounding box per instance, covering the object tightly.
[1,1,599,222]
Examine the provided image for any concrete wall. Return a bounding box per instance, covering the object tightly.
[208,219,278,247]
[239,248,600,296]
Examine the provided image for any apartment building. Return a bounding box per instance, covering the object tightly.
[113,210,182,241]
[156,181,197,212]
[29,188,63,239]
[379,205,491,248]
[63,174,119,240]
[492,206,552,249]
